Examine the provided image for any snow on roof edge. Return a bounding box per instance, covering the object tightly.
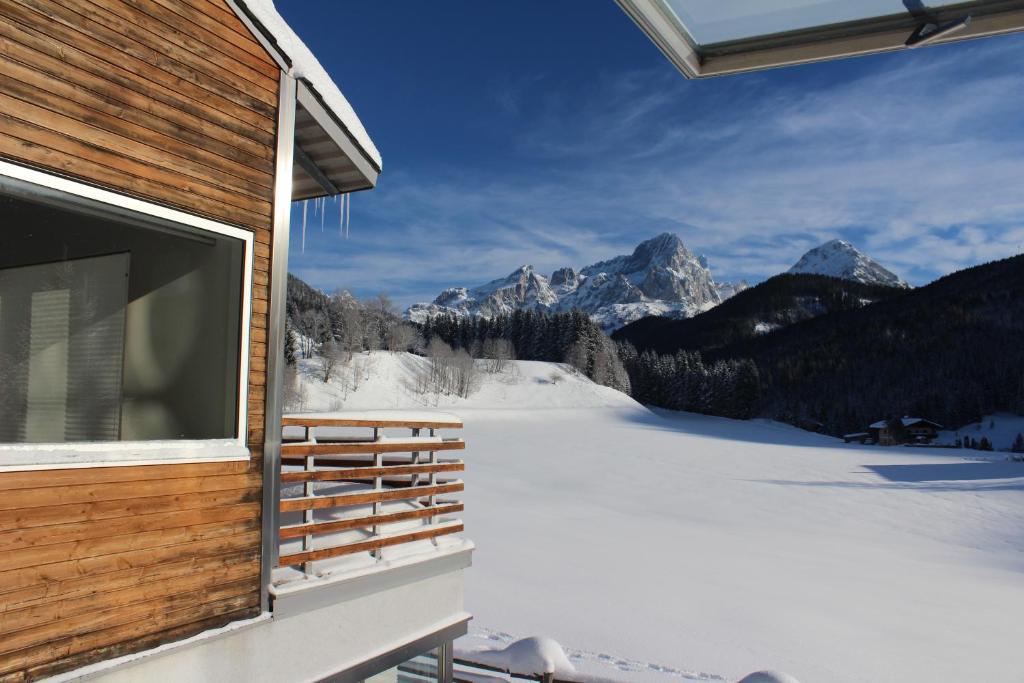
[237,0,382,172]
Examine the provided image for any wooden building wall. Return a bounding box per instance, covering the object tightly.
[0,0,278,679]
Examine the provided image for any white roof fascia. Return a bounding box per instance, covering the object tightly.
[224,0,383,174]
[296,80,380,189]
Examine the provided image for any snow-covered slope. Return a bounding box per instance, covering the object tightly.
[290,352,1024,683]
[938,413,1024,451]
[788,239,907,287]
[407,233,747,332]
[288,351,638,412]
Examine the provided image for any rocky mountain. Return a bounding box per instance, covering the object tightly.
[789,239,908,288]
[406,233,747,332]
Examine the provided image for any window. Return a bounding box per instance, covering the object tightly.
[0,164,252,467]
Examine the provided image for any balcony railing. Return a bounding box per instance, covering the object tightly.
[276,413,466,579]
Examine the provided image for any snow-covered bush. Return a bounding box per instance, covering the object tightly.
[459,637,575,678]
[736,672,801,683]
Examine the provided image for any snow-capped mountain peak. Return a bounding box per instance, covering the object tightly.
[406,233,747,331]
[788,239,908,288]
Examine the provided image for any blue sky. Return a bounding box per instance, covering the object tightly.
[279,1,1024,308]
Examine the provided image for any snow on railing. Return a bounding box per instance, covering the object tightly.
[277,412,466,577]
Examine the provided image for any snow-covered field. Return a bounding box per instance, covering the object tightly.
[292,352,1024,683]
[938,413,1024,452]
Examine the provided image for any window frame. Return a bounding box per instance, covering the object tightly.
[0,159,255,472]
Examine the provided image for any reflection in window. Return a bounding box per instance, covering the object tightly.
[0,190,244,443]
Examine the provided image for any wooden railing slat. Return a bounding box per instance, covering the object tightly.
[281,462,463,483]
[282,417,463,429]
[279,482,464,513]
[278,523,464,566]
[278,502,464,539]
[280,440,464,457]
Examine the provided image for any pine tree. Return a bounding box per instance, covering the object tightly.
[283,316,297,365]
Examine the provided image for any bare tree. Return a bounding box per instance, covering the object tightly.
[481,338,515,373]
[413,339,478,398]
[385,322,418,353]
[339,301,365,353]
[364,292,397,349]
[282,364,308,412]
[318,339,341,383]
[298,309,329,358]
[450,349,479,398]
[564,340,589,376]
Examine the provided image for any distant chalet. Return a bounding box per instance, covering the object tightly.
[845,417,943,445]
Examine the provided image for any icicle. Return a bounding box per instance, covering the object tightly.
[301,199,308,253]
[338,194,344,236]
[345,192,351,239]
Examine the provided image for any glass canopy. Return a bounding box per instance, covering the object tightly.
[616,0,1024,78]
[662,0,968,46]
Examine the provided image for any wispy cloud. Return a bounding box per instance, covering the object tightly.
[290,34,1024,306]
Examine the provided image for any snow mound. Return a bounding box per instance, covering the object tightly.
[736,673,801,683]
[460,637,576,676]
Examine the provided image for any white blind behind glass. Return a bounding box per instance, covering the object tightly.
[0,253,129,442]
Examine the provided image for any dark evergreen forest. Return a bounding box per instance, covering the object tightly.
[618,256,1024,435]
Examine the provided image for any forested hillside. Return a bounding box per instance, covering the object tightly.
[614,273,904,354]
[619,255,1024,435]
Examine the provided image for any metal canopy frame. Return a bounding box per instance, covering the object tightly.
[292,81,379,200]
[616,0,1024,78]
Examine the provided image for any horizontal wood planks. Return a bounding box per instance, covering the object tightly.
[0,1,276,680]
[281,417,465,429]
[0,458,264,681]
[280,461,464,483]
[279,482,465,514]
[279,502,464,540]
[281,440,466,457]
[278,523,465,567]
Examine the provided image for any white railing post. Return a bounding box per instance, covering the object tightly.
[411,427,421,489]
[302,426,316,576]
[372,426,382,561]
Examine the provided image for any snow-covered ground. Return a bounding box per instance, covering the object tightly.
[292,352,1024,683]
[937,412,1024,452]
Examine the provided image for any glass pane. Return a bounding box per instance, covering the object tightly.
[0,254,129,442]
[364,650,440,683]
[0,190,244,443]
[663,0,967,45]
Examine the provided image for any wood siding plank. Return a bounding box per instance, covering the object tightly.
[0,529,261,595]
[0,40,274,171]
[16,0,277,118]
[0,503,260,555]
[0,487,261,532]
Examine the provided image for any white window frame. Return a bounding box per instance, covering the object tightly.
[0,159,254,471]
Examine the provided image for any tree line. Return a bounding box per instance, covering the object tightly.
[618,346,761,419]
[420,309,631,394]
